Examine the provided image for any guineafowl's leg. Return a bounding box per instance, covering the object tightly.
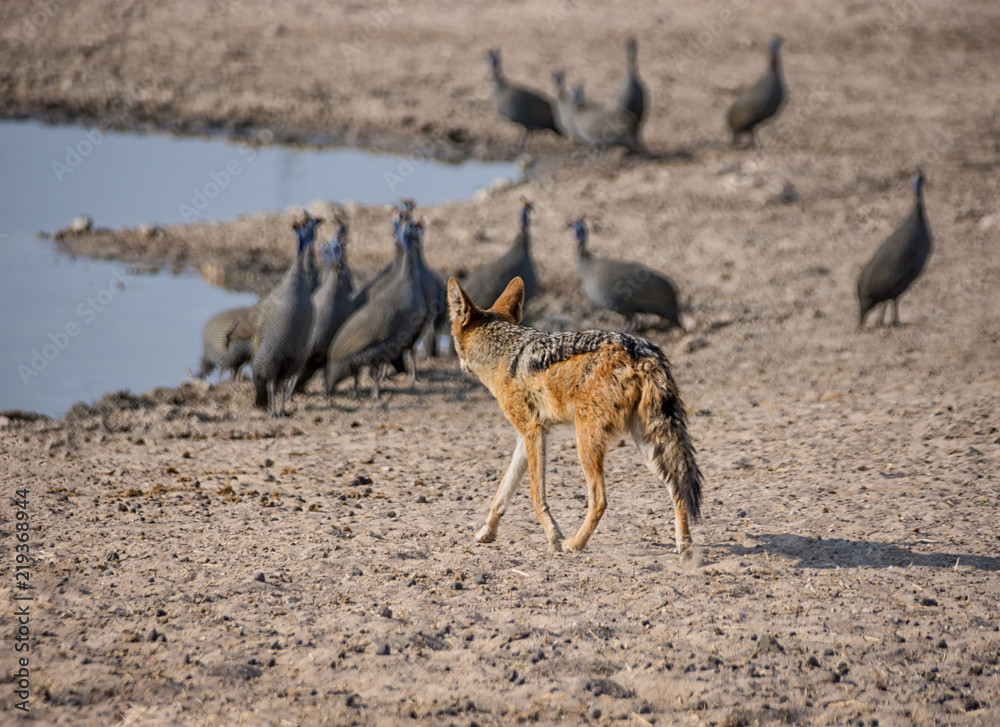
[284,374,298,403]
[875,302,887,327]
[266,380,277,418]
[404,349,417,386]
[891,299,901,326]
[517,129,530,155]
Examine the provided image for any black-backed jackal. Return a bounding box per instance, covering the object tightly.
[447,276,704,559]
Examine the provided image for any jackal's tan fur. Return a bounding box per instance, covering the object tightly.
[447,276,704,557]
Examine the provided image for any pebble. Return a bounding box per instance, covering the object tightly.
[587,707,602,720]
[375,643,391,656]
[254,572,266,583]
[473,573,487,585]
[70,215,93,234]
[378,606,393,619]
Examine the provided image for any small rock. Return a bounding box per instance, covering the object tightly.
[473,573,487,585]
[587,706,602,720]
[375,643,391,656]
[920,597,938,607]
[155,608,167,617]
[378,606,393,619]
[806,655,820,668]
[450,581,463,591]
[70,215,93,234]
[254,572,266,583]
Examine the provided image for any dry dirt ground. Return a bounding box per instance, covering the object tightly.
[2,1,1000,725]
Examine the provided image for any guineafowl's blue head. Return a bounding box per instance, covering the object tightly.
[293,215,321,253]
[400,219,423,251]
[569,218,587,247]
[325,238,344,267]
[913,169,926,195]
[520,199,533,230]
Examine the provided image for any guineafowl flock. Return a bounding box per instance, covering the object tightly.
[197,32,937,415]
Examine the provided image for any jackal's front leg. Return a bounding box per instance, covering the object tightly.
[524,428,564,552]
[475,435,528,544]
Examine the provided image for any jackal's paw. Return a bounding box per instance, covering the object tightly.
[474,525,496,543]
[678,541,699,565]
[560,538,585,553]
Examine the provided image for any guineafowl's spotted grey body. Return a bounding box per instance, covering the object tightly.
[488,49,561,150]
[857,172,933,327]
[461,199,541,310]
[570,85,642,155]
[198,307,253,381]
[325,220,428,399]
[295,221,357,391]
[248,216,319,415]
[570,218,680,332]
[727,36,785,147]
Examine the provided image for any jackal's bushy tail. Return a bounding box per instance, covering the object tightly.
[637,354,703,522]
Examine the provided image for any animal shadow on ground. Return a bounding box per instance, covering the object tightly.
[730,533,1000,572]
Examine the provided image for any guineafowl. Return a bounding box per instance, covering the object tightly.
[857,171,933,327]
[488,48,561,151]
[569,218,680,332]
[325,219,428,400]
[727,36,785,147]
[352,201,412,307]
[617,37,647,125]
[197,307,253,381]
[571,85,642,155]
[241,214,319,415]
[551,72,580,141]
[461,198,540,310]
[387,217,448,375]
[294,218,358,391]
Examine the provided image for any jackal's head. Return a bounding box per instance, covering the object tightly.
[446,277,524,373]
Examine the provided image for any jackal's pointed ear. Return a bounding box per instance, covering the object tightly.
[447,277,476,328]
[491,277,524,324]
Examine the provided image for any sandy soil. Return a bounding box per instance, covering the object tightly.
[3,0,1000,725]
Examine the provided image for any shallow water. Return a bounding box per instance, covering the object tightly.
[0,120,517,417]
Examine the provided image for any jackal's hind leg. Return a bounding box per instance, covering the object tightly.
[629,417,693,560]
[562,418,609,552]
[475,435,528,544]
